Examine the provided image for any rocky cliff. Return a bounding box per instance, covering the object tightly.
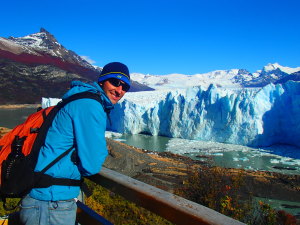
[0,28,153,104]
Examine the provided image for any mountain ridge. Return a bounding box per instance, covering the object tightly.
[131,62,300,90]
[0,28,100,81]
[0,28,153,104]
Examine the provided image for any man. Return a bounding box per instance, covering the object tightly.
[19,62,130,225]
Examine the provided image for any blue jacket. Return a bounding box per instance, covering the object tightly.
[30,81,113,201]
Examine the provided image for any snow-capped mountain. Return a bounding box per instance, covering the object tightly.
[244,63,300,87]
[0,28,101,103]
[130,63,300,90]
[7,28,95,71]
[0,28,100,80]
[263,62,300,74]
[131,69,247,90]
[0,29,152,103]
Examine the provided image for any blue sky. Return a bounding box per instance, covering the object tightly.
[1,0,300,75]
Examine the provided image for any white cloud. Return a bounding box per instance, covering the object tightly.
[80,55,96,64]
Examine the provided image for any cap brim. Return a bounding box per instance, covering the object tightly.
[98,73,131,86]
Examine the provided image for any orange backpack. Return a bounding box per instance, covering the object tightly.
[0,92,104,209]
[0,106,53,179]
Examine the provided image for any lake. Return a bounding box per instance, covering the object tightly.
[107,132,300,176]
[0,107,38,128]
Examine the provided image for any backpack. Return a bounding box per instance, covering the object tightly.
[0,91,105,209]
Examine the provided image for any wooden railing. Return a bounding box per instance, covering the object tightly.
[76,167,245,225]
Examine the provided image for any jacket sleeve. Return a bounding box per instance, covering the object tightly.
[69,98,108,176]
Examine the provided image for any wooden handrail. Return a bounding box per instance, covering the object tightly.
[2,167,245,225]
[85,167,245,225]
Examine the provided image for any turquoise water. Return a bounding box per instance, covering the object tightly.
[109,133,300,176]
[0,107,37,128]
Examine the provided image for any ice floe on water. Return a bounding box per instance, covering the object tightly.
[105,131,127,142]
[108,133,300,175]
[165,138,300,175]
[105,131,123,138]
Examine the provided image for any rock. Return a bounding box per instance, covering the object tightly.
[103,139,202,192]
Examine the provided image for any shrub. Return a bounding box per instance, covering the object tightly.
[0,198,20,217]
[85,179,173,225]
[175,166,299,225]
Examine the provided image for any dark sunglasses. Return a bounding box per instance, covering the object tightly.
[107,78,130,92]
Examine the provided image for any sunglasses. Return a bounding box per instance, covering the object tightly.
[107,78,130,92]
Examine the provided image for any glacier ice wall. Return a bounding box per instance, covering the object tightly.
[108,81,300,148]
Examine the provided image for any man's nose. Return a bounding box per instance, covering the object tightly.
[115,85,123,94]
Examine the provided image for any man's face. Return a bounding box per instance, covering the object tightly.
[101,79,128,104]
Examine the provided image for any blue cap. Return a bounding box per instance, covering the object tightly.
[98,62,130,86]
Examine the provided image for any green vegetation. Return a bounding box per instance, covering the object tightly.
[0,182,172,225]
[85,179,173,225]
[174,166,298,225]
[0,167,298,225]
[0,198,20,217]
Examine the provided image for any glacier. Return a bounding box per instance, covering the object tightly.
[108,81,300,148]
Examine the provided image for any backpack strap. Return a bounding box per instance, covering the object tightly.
[35,175,82,188]
[33,145,81,188]
[31,92,104,160]
[31,92,105,188]
[57,91,105,109]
